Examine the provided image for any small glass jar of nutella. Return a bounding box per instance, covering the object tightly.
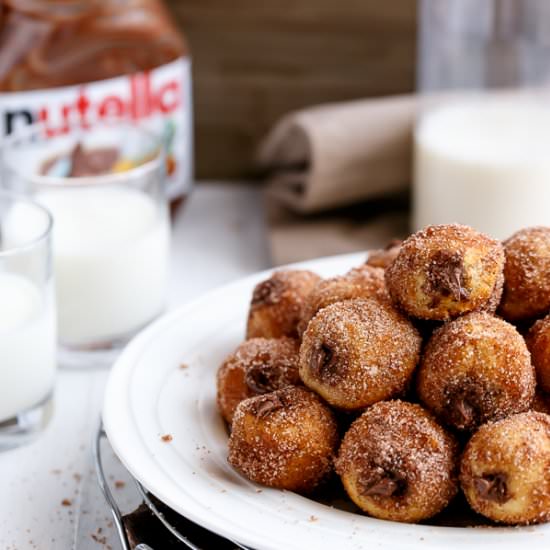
[0,0,193,201]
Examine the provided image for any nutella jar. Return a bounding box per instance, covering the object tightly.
[0,0,192,201]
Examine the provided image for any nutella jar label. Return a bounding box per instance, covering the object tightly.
[0,57,193,200]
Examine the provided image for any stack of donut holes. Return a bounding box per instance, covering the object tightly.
[217,224,550,526]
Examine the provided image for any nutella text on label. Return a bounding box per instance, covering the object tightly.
[0,58,193,200]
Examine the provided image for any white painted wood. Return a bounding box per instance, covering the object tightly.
[0,182,269,550]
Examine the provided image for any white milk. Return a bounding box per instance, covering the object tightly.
[0,273,56,422]
[37,187,169,346]
[414,100,550,239]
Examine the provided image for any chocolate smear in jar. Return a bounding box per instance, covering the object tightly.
[0,0,187,91]
[69,142,119,177]
[473,473,510,504]
[41,142,120,177]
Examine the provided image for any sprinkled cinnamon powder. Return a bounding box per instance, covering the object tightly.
[299,298,421,410]
[385,224,504,321]
[298,265,387,336]
[216,337,301,424]
[499,227,550,322]
[366,239,402,269]
[221,223,550,527]
[335,400,458,522]
[417,312,536,431]
[246,270,321,339]
[527,316,550,393]
[460,411,550,524]
[228,386,339,493]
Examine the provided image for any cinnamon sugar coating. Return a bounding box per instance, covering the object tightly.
[385,224,504,321]
[222,222,550,525]
[246,270,321,340]
[527,314,550,393]
[417,312,536,431]
[499,227,550,322]
[299,298,421,411]
[228,386,339,493]
[460,411,550,525]
[298,264,386,336]
[336,400,458,523]
[216,337,301,424]
[366,240,402,269]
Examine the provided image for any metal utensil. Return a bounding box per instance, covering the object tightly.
[93,420,251,550]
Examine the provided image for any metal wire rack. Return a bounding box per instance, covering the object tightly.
[93,421,251,550]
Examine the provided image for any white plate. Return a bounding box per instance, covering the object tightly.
[103,253,550,550]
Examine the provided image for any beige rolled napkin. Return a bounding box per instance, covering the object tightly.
[258,95,417,265]
[267,199,409,265]
[258,94,417,214]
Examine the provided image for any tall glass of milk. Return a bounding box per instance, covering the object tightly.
[415,0,550,240]
[0,193,56,450]
[2,122,170,368]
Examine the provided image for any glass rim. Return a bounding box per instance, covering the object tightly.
[2,120,165,190]
[0,191,53,258]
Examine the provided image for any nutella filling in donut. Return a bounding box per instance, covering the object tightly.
[427,250,471,304]
[253,393,286,418]
[445,386,482,430]
[451,397,476,429]
[359,466,407,498]
[473,473,510,504]
[245,364,281,394]
[310,343,338,380]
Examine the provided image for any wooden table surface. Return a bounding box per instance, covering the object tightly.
[165,0,416,179]
[0,182,270,550]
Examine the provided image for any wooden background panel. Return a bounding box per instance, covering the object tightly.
[165,0,417,179]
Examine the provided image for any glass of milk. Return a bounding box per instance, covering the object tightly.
[2,122,170,368]
[415,0,550,239]
[0,193,56,450]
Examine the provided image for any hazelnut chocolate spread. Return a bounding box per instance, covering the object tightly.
[452,397,475,428]
[426,250,471,303]
[41,142,120,177]
[310,342,337,380]
[445,385,485,430]
[360,467,407,498]
[245,364,281,394]
[0,0,186,91]
[0,0,193,199]
[253,393,286,419]
[473,473,510,504]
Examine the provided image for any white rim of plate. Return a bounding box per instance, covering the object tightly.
[103,252,549,550]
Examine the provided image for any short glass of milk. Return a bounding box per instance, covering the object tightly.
[415,0,550,240]
[2,122,170,368]
[0,193,56,450]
